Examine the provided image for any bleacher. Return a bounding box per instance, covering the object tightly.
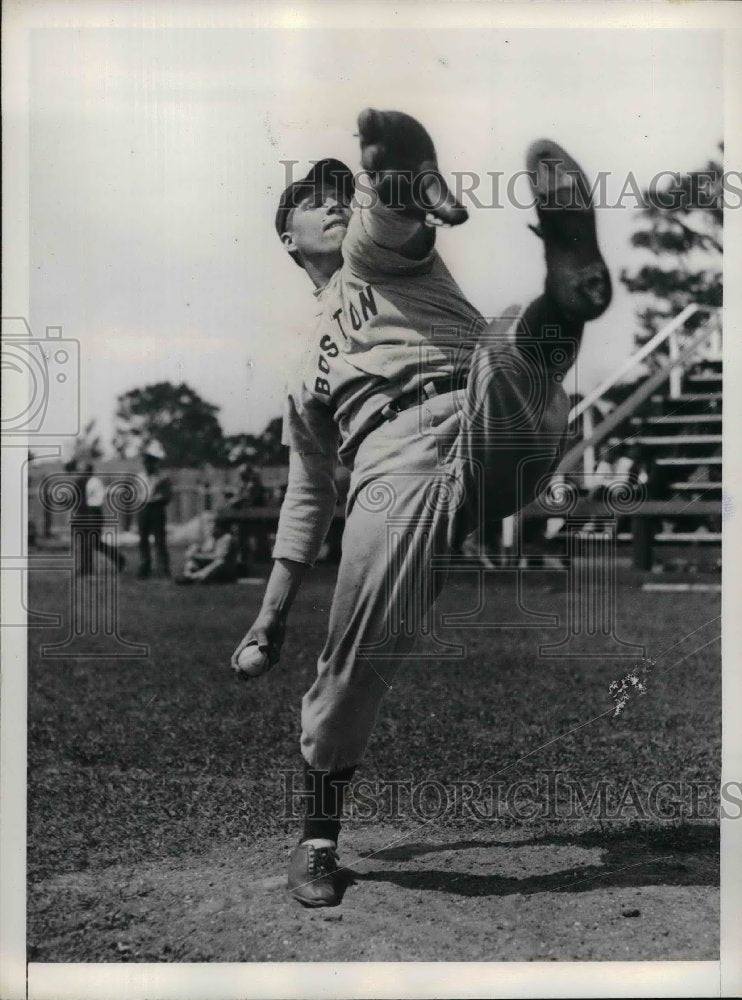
[519,304,722,570]
[28,306,722,574]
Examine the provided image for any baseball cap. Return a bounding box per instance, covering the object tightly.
[143,440,165,460]
[274,158,355,241]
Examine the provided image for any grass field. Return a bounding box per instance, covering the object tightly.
[27,551,721,962]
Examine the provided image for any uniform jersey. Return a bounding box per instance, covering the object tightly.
[85,475,106,509]
[274,195,487,566]
[142,471,172,506]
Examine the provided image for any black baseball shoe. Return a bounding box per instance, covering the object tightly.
[526,139,612,323]
[287,840,341,907]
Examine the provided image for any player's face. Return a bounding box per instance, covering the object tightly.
[283,186,351,261]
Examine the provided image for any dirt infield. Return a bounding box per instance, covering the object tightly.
[29,823,718,962]
[27,558,721,962]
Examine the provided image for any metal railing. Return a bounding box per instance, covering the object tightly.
[502,305,722,558]
[569,304,720,478]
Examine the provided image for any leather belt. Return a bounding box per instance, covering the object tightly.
[351,375,467,457]
[366,374,466,434]
[378,375,466,424]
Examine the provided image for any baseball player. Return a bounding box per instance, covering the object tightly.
[231,110,612,906]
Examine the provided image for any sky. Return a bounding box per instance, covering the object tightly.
[28,24,723,454]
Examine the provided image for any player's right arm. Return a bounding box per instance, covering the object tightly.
[230,451,336,672]
[231,388,338,675]
[230,556,307,668]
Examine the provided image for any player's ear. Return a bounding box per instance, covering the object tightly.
[280,230,298,255]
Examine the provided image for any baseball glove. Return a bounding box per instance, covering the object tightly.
[357,108,468,226]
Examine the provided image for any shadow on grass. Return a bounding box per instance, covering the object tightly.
[355,822,718,897]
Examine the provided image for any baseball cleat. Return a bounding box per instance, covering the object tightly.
[526,139,612,322]
[287,840,342,907]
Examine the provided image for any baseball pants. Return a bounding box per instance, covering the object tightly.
[301,298,574,771]
[77,510,124,576]
[138,503,170,577]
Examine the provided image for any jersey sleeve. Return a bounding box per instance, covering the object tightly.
[85,476,106,507]
[280,387,338,457]
[273,388,339,566]
[341,188,437,282]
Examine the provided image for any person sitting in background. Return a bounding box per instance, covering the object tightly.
[236,463,267,506]
[176,514,238,584]
[583,441,645,533]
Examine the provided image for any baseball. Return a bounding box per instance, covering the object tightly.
[235,643,271,678]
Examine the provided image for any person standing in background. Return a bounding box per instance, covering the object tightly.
[230,463,269,567]
[137,441,172,579]
[78,462,126,575]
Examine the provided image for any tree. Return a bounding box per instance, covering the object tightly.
[113,382,226,466]
[224,419,289,467]
[257,417,288,466]
[620,145,722,349]
[65,418,104,468]
[223,433,262,466]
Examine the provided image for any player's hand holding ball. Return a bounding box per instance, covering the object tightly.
[231,612,285,680]
[235,643,271,677]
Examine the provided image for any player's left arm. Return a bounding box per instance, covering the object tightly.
[357,108,467,255]
[230,391,338,673]
[352,194,436,262]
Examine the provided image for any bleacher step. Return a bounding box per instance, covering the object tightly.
[631,414,721,426]
[633,434,721,446]
[651,392,722,403]
[615,531,721,543]
[669,482,722,491]
[655,456,722,466]
[654,532,722,542]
